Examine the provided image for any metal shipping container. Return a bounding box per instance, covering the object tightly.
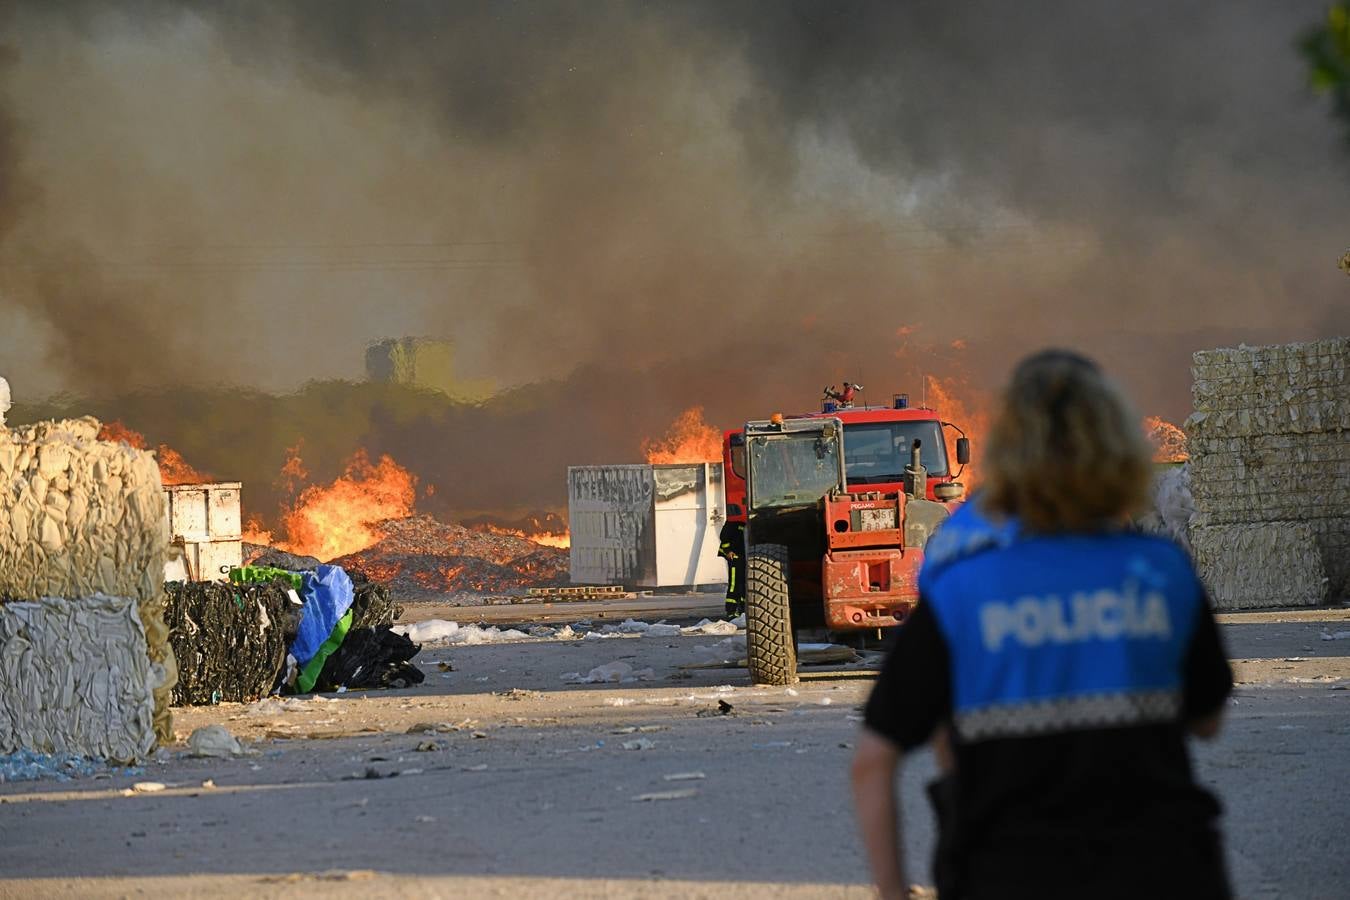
[162,481,242,582]
[568,463,727,588]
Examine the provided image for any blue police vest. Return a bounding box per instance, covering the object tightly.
[921,500,1203,742]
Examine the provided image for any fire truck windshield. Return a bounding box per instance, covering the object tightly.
[843,420,948,483]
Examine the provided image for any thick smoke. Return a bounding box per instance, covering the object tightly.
[2,1,1348,521]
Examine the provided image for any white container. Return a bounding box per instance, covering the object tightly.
[568,463,727,589]
[162,482,242,582]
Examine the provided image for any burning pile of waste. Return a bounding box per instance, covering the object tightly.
[327,515,568,599]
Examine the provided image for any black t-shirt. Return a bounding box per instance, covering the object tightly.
[865,571,1234,898]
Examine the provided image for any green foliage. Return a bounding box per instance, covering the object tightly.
[1302,3,1350,141]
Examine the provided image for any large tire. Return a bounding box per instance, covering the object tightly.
[746,543,798,686]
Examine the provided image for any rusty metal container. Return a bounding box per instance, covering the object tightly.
[567,463,726,589]
[162,482,242,582]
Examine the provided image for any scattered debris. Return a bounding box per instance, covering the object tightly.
[682,618,740,636]
[622,738,657,751]
[1320,631,1350,641]
[633,788,698,802]
[201,779,217,789]
[185,725,252,759]
[394,620,530,645]
[561,661,655,684]
[696,699,736,718]
[131,781,167,793]
[0,750,145,784]
[496,688,541,701]
[413,741,444,752]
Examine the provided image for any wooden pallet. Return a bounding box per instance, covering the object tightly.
[527,586,628,597]
[482,587,645,604]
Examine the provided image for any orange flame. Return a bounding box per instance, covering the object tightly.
[643,406,722,465]
[1144,416,1188,463]
[923,376,991,484]
[482,524,572,549]
[98,421,213,485]
[268,449,417,561]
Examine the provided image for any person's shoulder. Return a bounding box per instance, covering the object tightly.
[920,495,1018,592]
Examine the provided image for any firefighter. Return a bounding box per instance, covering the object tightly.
[717,519,746,618]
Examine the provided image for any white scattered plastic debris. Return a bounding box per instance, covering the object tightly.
[730,613,746,628]
[604,698,635,707]
[562,662,656,684]
[682,618,740,636]
[1320,630,1350,641]
[633,788,698,802]
[529,625,557,638]
[622,738,657,751]
[642,623,682,638]
[394,620,530,645]
[185,725,251,759]
[131,781,166,793]
[693,635,747,663]
[664,771,706,781]
[819,697,834,706]
[554,625,579,640]
[602,619,656,635]
[246,697,309,716]
[785,688,799,697]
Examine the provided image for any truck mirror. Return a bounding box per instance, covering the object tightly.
[956,437,971,466]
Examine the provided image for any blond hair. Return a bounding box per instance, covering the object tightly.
[982,349,1152,533]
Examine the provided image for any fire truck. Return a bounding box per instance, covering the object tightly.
[721,389,970,685]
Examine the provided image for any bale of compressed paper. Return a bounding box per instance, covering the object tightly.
[1188,338,1349,599]
[0,417,176,744]
[0,595,157,761]
[163,580,296,705]
[1190,523,1328,609]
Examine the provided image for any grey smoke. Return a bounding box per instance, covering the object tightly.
[1,1,1347,518]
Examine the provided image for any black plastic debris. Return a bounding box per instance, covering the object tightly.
[314,626,424,692]
[164,580,297,705]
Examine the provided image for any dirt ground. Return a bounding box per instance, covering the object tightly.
[1,599,1348,899]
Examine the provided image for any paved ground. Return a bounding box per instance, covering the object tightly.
[1,604,1347,899]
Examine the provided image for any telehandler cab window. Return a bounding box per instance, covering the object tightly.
[748,431,843,509]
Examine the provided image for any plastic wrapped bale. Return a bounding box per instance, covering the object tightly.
[1137,465,1194,549]
[0,417,176,747]
[164,581,296,705]
[1190,523,1329,609]
[0,595,157,761]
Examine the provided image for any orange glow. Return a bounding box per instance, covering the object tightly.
[482,524,572,549]
[923,376,991,483]
[1144,416,1189,463]
[643,406,722,465]
[98,421,212,486]
[271,449,417,561]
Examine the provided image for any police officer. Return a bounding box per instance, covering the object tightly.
[717,519,746,618]
[851,350,1232,899]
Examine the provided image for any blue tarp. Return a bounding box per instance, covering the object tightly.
[291,564,355,666]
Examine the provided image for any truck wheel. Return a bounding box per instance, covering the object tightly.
[746,543,798,686]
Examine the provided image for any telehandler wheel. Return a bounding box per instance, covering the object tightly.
[746,543,798,686]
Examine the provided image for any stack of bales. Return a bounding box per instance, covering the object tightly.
[1187,338,1349,608]
[0,417,176,759]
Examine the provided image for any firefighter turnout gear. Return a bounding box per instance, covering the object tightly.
[718,520,746,617]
